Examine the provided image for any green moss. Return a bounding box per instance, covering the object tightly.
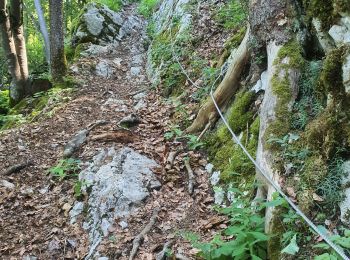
[224,27,247,50]
[206,91,259,185]
[265,41,305,149]
[319,46,348,101]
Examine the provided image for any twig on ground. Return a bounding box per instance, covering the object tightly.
[155,240,175,260]
[3,161,32,175]
[129,207,160,260]
[165,149,181,169]
[197,122,211,141]
[184,158,195,195]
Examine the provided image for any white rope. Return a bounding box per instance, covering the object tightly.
[166,19,349,259]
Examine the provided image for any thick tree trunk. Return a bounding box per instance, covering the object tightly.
[0,0,26,104]
[186,27,250,133]
[10,0,28,82]
[49,0,66,82]
[34,0,50,64]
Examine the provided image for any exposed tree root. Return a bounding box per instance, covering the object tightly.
[184,158,195,195]
[165,149,181,169]
[129,207,160,260]
[155,240,175,260]
[186,26,251,133]
[90,129,136,143]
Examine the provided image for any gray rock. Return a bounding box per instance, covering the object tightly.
[210,171,220,186]
[78,147,160,258]
[134,99,146,110]
[252,71,268,93]
[72,3,141,46]
[48,239,60,252]
[63,129,89,158]
[95,60,114,79]
[0,179,15,189]
[329,16,350,47]
[70,202,84,224]
[130,66,142,76]
[343,52,350,94]
[22,256,37,260]
[339,161,350,223]
[119,220,128,229]
[214,186,225,205]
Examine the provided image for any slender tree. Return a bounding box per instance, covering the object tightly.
[49,0,66,82]
[34,0,50,64]
[0,0,28,105]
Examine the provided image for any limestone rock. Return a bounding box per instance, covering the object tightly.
[72,3,141,46]
[312,18,335,53]
[329,16,350,47]
[73,147,160,258]
[340,161,350,223]
[343,52,350,94]
[95,60,114,79]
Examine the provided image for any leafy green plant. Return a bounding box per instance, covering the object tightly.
[138,0,159,17]
[215,0,247,29]
[313,228,350,259]
[186,134,205,150]
[164,125,183,140]
[183,196,268,259]
[74,179,90,198]
[95,0,122,11]
[48,158,81,181]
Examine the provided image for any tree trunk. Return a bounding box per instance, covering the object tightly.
[10,0,28,82]
[34,0,50,64]
[49,0,66,83]
[0,0,26,104]
[186,27,250,133]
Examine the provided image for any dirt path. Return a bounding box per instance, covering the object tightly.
[0,5,217,259]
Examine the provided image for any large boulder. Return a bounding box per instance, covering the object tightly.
[71,3,142,46]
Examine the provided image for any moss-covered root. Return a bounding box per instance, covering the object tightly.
[186,26,251,134]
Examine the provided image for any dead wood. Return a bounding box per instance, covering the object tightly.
[165,149,181,169]
[129,207,160,260]
[184,158,195,195]
[155,240,175,260]
[90,129,136,143]
[186,26,250,133]
[3,161,32,175]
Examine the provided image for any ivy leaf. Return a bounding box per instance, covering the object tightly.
[281,234,299,255]
[314,253,338,260]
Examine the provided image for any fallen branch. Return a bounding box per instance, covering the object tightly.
[197,122,211,141]
[129,207,160,260]
[165,149,181,169]
[155,240,175,260]
[3,161,32,175]
[90,129,136,143]
[184,158,195,195]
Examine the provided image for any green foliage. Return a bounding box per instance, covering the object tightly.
[164,125,204,150]
[94,0,122,11]
[138,0,159,17]
[0,90,10,115]
[183,196,268,259]
[48,158,81,181]
[215,0,247,29]
[292,61,323,130]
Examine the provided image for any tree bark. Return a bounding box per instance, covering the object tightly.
[186,27,250,133]
[34,0,50,64]
[49,0,66,82]
[0,0,26,104]
[10,0,28,82]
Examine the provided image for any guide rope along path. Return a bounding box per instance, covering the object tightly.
[166,22,350,260]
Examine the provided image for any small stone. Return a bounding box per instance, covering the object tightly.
[0,180,15,189]
[48,239,60,252]
[22,256,37,260]
[69,202,84,224]
[119,220,128,229]
[210,171,220,186]
[205,163,214,174]
[67,239,77,248]
[130,66,142,76]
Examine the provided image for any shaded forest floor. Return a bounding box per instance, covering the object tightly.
[0,5,227,259]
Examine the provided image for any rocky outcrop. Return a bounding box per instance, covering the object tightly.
[146,0,192,84]
[71,3,142,46]
[70,147,160,259]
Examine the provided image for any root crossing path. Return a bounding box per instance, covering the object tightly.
[0,5,217,259]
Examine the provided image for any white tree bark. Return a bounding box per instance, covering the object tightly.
[34,0,50,64]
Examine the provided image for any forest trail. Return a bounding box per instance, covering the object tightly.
[0,4,217,259]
